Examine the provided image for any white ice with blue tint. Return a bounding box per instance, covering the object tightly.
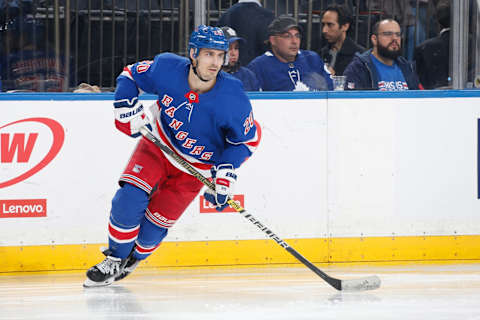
[1,264,479,320]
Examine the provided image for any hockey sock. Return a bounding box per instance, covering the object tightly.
[132,215,168,260]
[108,183,150,258]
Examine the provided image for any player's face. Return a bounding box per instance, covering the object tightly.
[270,27,301,63]
[228,41,240,66]
[194,48,225,81]
[321,11,347,44]
[372,21,402,59]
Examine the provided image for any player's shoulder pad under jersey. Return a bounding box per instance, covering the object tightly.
[123,53,189,94]
[134,52,189,77]
[217,89,253,134]
[218,73,250,102]
[154,52,189,67]
[219,71,245,91]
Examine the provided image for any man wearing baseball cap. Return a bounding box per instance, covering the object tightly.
[221,26,260,91]
[247,15,333,91]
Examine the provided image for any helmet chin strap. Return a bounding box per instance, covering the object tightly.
[191,58,210,83]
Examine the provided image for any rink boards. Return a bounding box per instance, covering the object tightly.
[1,90,480,272]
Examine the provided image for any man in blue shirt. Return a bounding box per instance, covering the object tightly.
[343,18,421,91]
[247,15,333,91]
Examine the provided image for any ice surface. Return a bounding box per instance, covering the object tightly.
[0,264,479,320]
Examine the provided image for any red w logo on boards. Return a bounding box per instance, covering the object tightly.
[0,118,65,188]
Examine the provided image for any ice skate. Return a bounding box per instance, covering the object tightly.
[83,249,123,288]
[114,254,140,282]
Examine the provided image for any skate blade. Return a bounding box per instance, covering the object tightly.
[83,277,115,288]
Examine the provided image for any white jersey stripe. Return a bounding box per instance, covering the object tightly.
[108,234,138,243]
[120,175,152,194]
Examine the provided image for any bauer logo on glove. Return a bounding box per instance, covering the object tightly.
[119,105,143,119]
[114,98,153,138]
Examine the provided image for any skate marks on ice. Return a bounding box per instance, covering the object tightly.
[0,265,479,320]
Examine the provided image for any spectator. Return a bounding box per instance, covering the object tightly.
[0,0,33,16]
[343,18,421,90]
[406,0,436,61]
[0,15,68,92]
[217,0,274,66]
[319,4,365,76]
[247,15,333,91]
[413,0,450,89]
[220,26,260,91]
[73,82,102,93]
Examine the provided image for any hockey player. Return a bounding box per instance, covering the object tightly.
[83,25,261,287]
[247,15,333,91]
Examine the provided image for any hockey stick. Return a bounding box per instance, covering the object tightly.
[139,126,381,291]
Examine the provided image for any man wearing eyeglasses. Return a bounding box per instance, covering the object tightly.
[343,18,421,91]
[247,15,333,91]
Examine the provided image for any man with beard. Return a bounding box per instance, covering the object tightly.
[319,4,365,76]
[220,26,260,91]
[343,18,421,91]
[247,15,333,91]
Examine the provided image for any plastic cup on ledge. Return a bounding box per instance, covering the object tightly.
[332,76,346,91]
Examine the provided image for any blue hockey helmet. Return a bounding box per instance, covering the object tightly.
[188,25,229,58]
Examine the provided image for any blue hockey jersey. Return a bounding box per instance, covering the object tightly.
[247,50,333,91]
[114,53,260,173]
[230,66,260,91]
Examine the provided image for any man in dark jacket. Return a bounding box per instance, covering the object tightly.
[217,0,274,66]
[319,4,365,76]
[413,0,450,89]
[343,18,420,91]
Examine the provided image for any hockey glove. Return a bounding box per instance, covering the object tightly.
[203,164,237,212]
[114,100,152,138]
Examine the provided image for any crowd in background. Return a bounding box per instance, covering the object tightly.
[0,0,477,92]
